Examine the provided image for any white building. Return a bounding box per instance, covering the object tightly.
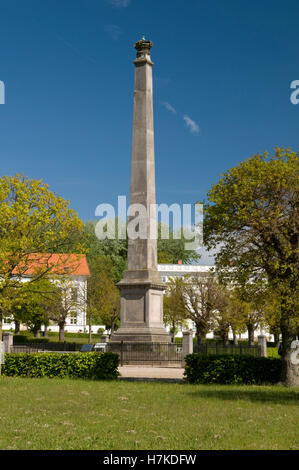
[2,254,90,334]
[158,263,213,283]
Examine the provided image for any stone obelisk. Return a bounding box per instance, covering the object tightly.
[111,38,170,343]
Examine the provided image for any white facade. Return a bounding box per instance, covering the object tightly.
[158,263,213,283]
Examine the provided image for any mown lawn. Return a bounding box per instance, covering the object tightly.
[0,376,298,450]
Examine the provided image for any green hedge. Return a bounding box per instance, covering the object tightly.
[13,335,52,344]
[13,332,104,343]
[184,354,282,385]
[2,352,119,380]
[47,331,104,338]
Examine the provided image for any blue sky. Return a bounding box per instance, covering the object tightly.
[0,0,298,229]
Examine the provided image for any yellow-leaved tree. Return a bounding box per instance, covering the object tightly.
[204,148,299,386]
[0,174,84,370]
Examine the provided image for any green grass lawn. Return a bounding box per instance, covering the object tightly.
[0,377,298,450]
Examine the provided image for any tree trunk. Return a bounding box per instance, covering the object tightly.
[232,330,238,345]
[274,332,280,347]
[34,329,41,338]
[247,324,255,346]
[171,321,176,343]
[281,350,299,387]
[280,318,299,387]
[44,324,48,338]
[88,312,92,344]
[221,328,229,346]
[59,323,65,342]
[196,326,205,345]
[14,320,20,335]
[0,313,2,376]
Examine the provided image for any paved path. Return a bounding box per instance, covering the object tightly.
[118,366,185,382]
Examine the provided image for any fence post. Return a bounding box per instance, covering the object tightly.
[258,335,267,357]
[120,341,124,366]
[3,332,13,353]
[182,331,193,365]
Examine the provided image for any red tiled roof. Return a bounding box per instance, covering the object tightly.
[12,253,90,277]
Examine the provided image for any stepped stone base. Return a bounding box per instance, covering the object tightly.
[111,277,171,344]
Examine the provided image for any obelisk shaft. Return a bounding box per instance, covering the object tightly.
[127,39,158,278]
[111,39,170,343]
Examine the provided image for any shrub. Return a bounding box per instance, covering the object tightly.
[267,347,280,358]
[13,335,30,344]
[184,354,282,385]
[47,331,102,339]
[2,352,120,380]
[13,335,50,344]
[27,338,51,344]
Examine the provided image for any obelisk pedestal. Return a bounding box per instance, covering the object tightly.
[110,38,170,343]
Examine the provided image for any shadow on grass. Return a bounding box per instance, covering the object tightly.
[186,387,299,405]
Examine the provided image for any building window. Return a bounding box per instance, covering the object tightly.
[71,288,78,302]
[69,313,77,325]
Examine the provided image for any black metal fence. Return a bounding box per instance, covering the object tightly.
[9,340,259,361]
[193,342,259,356]
[11,342,77,353]
[107,341,183,366]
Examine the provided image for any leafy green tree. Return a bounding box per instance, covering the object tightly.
[158,223,200,264]
[180,272,226,344]
[96,273,120,337]
[219,287,263,346]
[0,174,83,347]
[219,290,248,344]
[46,278,80,342]
[263,289,282,346]
[81,220,127,283]
[238,284,267,345]
[213,307,231,345]
[204,148,299,386]
[163,277,189,342]
[10,279,59,337]
[84,255,118,342]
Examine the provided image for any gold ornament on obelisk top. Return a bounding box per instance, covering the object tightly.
[134,36,153,61]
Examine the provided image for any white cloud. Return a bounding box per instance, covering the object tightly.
[161,101,177,114]
[107,0,131,7]
[104,24,122,41]
[183,115,200,135]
